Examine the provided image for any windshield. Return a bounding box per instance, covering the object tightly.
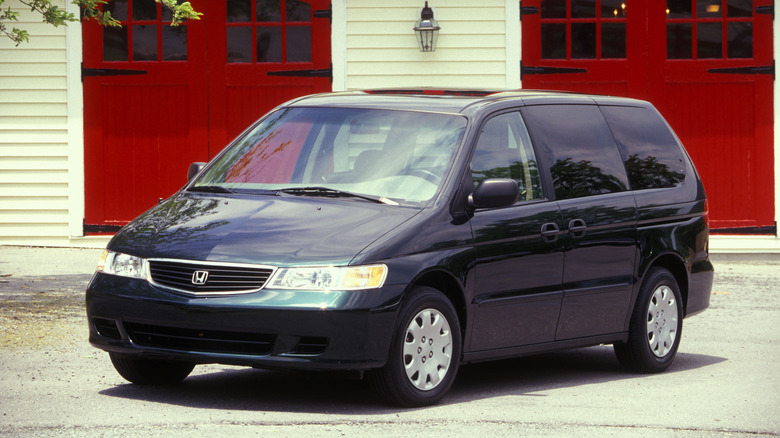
[192,107,467,204]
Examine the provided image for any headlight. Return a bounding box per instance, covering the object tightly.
[96,250,148,280]
[269,264,387,290]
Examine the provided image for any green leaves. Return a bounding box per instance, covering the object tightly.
[1,0,76,45]
[0,0,202,45]
[76,0,121,28]
[158,0,202,26]
[0,3,23,44]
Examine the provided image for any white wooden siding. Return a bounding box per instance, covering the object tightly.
[345,0,509,89]
[0,0,82,246]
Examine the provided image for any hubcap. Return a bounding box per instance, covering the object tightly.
[646,285,678,357]
[402,308,453,391]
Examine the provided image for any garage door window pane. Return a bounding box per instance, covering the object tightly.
[133,0,157,21]
[286,26,311,62]
[667,23,692,58]
[601,0,627,17]
[132,25,157,61]
[257,0,282,22]
[667,0,693,18]
[696,0,723,18]
[727,0,752,17]
[542,23,567,59]
[227,0,252,22]
[727,22,752,58]
[103,27,128,61]
[697,22,722,58]
[541,0,567,18]
[227,27,253,62]
[571,0,596,17]
[602,23,626,58]
[572,23,596,58]
[257,27,282,62]
[162,26,187,61]
[286,0,310,21]
[105,0,128,21]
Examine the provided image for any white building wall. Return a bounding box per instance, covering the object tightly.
[0,0,98,247]
[0,2,70,245]
[342,0,510,90]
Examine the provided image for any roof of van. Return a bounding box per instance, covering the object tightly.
[284,89,646,115]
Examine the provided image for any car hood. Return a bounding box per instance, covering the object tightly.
[108,193,422,266]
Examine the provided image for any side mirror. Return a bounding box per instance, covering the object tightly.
[468,178,519,210]
[187,162,206,181]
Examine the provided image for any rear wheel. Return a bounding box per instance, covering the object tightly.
[109,352,195,385]
[615,267,683,373]
[369,286,461,407]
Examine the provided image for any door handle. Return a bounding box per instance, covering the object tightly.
[569,219,587,239]
[540,222,560,243]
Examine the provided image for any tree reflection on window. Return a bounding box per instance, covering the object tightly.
[551,158,627,199]
[624,154,685,190]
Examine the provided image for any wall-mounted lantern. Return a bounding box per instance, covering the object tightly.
[413,2,440,52]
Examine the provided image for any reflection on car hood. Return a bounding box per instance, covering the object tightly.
[108,194,421,265]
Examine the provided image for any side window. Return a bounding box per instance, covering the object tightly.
[601,106,687,190]
[470,112,543,202]
[521,104,629,200]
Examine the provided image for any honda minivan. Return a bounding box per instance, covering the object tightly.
[87,90,713,406]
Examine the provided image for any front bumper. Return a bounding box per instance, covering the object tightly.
[86,272,402,371]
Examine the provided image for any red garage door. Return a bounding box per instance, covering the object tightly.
[83,0,331,231]
[521,0,774,232]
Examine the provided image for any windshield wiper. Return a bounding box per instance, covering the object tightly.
[278,187,399,205]
[187,185,237,194]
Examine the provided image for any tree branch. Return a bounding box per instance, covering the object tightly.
[0,0,202,45]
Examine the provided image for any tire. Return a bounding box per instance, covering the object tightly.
[615,267,683,373]
[369,286,462,407]
[109,352,195,385]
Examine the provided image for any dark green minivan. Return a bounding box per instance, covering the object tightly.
[87,90,713,406]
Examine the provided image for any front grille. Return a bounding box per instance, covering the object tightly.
[125,322,275,356]
[148,259,275,295]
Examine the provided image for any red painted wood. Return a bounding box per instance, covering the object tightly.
[83,0,209,226]
[649,0,774,230]
[83,0,331,228]
[521,0,774,230]
[208,0,332,153]
[521,0,638,97]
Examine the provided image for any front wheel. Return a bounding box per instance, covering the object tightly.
[109,352,195,385]
[615,267,683,373]
[369,286,462,407]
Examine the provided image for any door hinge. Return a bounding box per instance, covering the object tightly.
[314,5,332,22]
[83,221,123,234]
[520,3,539,19]
[267,65,333,82]
[81,63,147,81]
[521,62,587,79]
[709,61,775,80]
[756,2,773,18]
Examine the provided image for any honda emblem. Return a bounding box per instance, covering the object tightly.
[191,270,209,285]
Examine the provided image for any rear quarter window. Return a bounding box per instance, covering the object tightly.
[600,106,687,190]
[521,104,629,200]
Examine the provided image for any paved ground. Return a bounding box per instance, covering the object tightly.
[0,246,778,437]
